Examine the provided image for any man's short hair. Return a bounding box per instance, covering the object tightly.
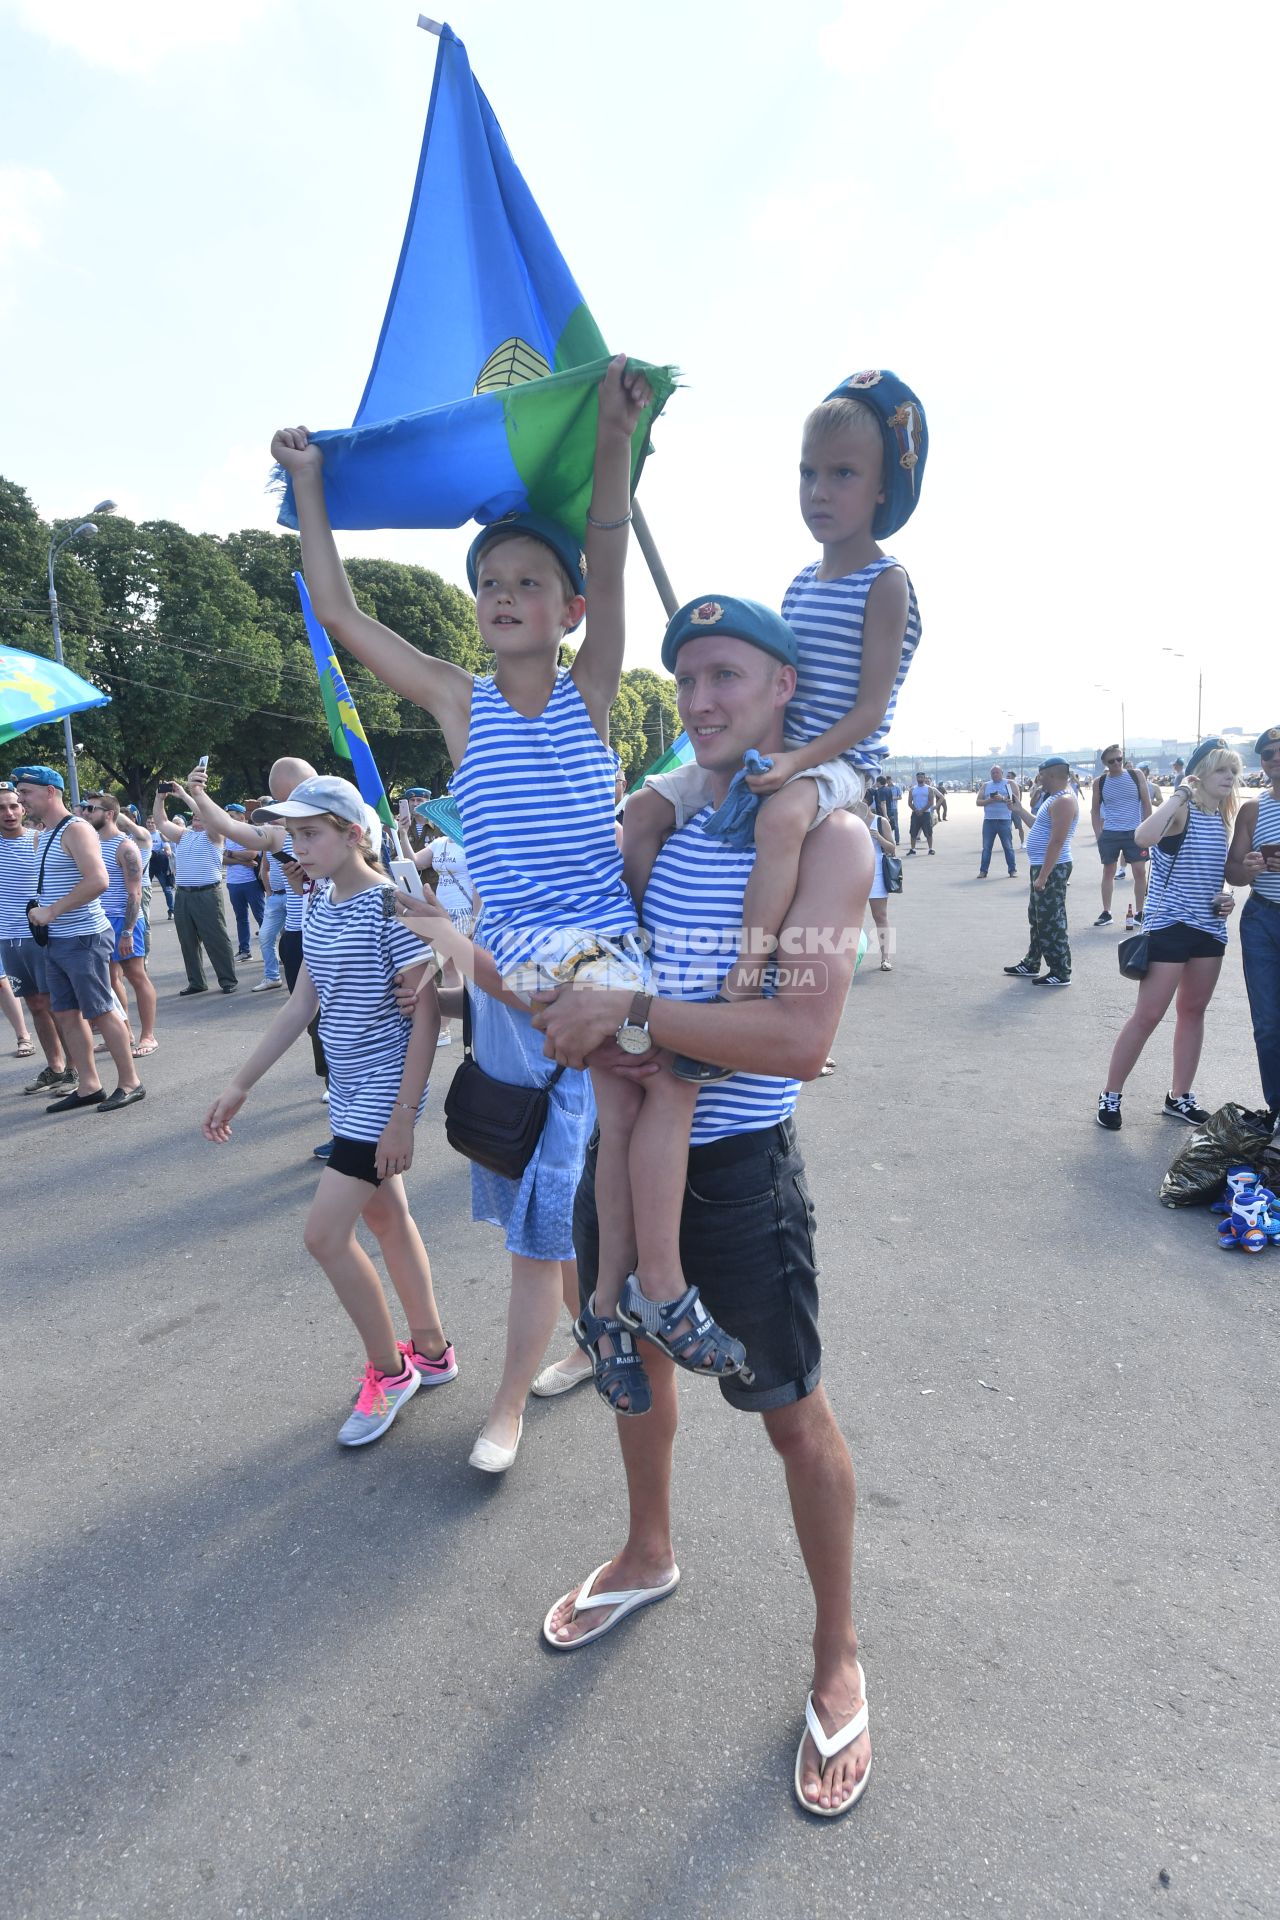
[90,791,120,818]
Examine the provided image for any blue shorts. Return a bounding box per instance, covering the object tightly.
[574,1116,821,1413]
[44,930,117,1018]
[1097,829,1148,866]
[106,912,146,960]
[0,935,48,999]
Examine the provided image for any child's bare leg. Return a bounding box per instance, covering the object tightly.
[302,1170,402,1376]
[630,1070,700,1302]
[622,786,677,911]
[1,975,30,1047]
[589,1064,645,1316]
[724,780,819,998]
[361,1176,448,1358]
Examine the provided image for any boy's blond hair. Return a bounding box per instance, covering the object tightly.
[802,396,884,466]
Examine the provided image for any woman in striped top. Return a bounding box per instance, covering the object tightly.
[203,777,454,1449]
[1226,724,1280,1128]
[1097,742,1242,1131]
[273,360,744,1469]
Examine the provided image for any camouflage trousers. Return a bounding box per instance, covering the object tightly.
[1021,861,1072,979]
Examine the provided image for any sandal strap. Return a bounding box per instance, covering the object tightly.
[620,1279,747,1374]
[574,1563,675,1615]
[804,1682,869,1761]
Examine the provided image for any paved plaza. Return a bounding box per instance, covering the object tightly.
[3,808,1277,1919]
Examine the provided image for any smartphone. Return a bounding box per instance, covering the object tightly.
[389,858,426,899]
[197,755,209,772]
[157,781,177,794]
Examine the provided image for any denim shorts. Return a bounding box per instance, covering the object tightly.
[43,930,117,1017]
[0,935,48,1000]
[1098,829,1148,865]
[574,1115,822,1413]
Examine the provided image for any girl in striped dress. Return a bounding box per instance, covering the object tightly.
[1097,742,1242,1131]
[203,776,454,1448]
[271,360,748,1469]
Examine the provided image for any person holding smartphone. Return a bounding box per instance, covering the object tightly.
[1226,724,1280,1135]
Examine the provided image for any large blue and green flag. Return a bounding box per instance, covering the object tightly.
[0,645,109,749]
[275,22,674,540]
[293,573,395,828]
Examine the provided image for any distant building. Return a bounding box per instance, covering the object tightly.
[1006,721,1041,762]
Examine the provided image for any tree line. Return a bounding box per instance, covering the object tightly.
[1,476,680,807]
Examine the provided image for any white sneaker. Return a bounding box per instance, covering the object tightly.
[436,1027,452,1046]
[252,978,283,993]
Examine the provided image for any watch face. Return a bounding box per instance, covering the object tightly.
[615,1024,652,1056]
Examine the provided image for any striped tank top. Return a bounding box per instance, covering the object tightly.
[451,669,635,974]
[1026,791,1079,870]
[1144,803,1229,942]
[0,830,38,941]
[36,820,110,937]
[302,880,433,1142]
[1251,792,1280,904]
[643,807,800,1146]
[98,832,133,918]
[270,833,307,931]
[782,556,922,772]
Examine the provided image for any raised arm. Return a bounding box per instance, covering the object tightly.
[186,768,285,854]
[270,429,472,762]
[151,793,184,845]
[1135,782,1192,849]
[569,355,653,739]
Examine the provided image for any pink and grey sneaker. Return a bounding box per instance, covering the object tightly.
[337,1358,420,1447]
[397,1339,459,1389]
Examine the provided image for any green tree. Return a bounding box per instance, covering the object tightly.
[617,666,679,779]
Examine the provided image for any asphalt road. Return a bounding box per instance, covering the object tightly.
[3,810,1277,1920]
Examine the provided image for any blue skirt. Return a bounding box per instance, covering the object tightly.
[467,981,596,1261]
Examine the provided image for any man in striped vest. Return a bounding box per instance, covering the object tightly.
[12,765,144,1114]
[535,598,877,1818]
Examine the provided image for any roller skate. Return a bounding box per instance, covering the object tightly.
[1210,1166,1259,1214]
[1251,1186,1280,1245]
[1216,1191,1271,1254]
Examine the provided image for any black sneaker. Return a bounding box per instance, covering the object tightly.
[1097,1092,1123,1131]
[312,1138,333,1162]
[1163,1092,1209,1124]
[98,1085,146,1113]
[1003,961,1038,978]
[1031,974,1071,987]
[1093,910,1113,927]
[24,1064,73,1096]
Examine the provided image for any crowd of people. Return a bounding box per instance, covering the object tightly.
[5,352,1278,1824]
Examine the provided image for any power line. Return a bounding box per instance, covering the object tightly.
[87,665,441,733]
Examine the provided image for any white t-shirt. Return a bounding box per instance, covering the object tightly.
[428,837,474,920]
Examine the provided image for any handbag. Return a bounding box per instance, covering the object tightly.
[26,816,72,947]
[443,989,565,1181]
[881,851,903,894]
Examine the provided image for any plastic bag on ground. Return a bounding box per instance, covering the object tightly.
[1158,1102,1276,1207]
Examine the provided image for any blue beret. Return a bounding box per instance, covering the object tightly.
[466,512,587,631]
[226,803,246,814]
[1185,736,1228,777]
[1039,756,1071,772]
[1255,724,1280,756]
[823,369,928,539]
[10,764,65,790]
[661,596,799,674]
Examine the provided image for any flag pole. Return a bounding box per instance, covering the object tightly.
[631,500,679,619]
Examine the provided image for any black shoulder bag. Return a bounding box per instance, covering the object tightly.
[26,817,72,947]
[443,990,566,1181]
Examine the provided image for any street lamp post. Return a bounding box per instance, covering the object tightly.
[47,501,115,808]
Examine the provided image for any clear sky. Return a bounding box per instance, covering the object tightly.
[2,0,1273,759]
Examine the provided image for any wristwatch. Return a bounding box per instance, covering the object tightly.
[614,991,654,1056]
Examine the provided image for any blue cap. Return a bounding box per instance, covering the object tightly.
[660,596,799,674]
[1254,724,1280,757]
[10,764,65,790]
[1039,756,1071,772]
[226,803,246,815]
[1185,737,1228,777]
[466,512,587,631]
[822,369,928,539]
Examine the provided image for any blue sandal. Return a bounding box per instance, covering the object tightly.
[573,1294,653,1417]
[616,1275,753,1383]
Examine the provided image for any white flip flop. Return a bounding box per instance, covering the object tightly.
[793,1660,871,1817]
[542,1560,680,1650]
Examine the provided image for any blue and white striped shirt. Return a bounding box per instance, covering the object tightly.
[782,556,921,772]
[1145,804,1229,942]
[1251,793,1280,904]
[302,880,432,1143]
[98,831,134,919]
[451,669,635,974]
[643,807,800,1146]
[36,820,110,937]
[0,830,38,941]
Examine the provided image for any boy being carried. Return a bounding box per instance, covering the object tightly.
[624,371,926,1077]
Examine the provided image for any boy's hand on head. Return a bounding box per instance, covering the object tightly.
[597,353,653,441]
[271,426,323,475]
[745,750,803,796]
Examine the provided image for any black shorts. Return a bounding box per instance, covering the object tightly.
[574,1116,821,1413]
[325,1135,384,1186]
[1145,922,1227,963]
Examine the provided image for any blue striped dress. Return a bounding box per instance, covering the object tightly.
[782,557,921,773]
[1144,805,1230,943]
[644,808,800,1146]
[302,881,433,1143]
